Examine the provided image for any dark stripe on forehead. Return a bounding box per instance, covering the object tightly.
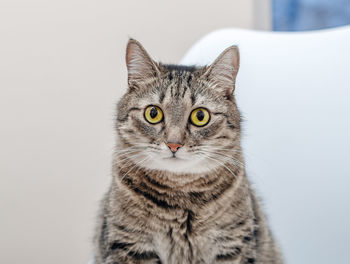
[168,71,173,81]
[174,77,182,97]
[163,64,198,72]
[159,89,166,103]
[187,74,192,85]
[191,92,196,105]
[182,84,188,98]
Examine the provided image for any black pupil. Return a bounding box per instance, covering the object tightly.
[150,107,158,119]
[196,110,205,121]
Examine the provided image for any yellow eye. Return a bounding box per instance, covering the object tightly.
[144,105,163,124]
[190,108,210,127]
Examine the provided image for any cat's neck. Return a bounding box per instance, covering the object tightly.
[113,159,246,211]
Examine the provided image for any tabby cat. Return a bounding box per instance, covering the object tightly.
[93,39,283,264]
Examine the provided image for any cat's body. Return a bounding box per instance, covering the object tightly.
[94,40,283,264]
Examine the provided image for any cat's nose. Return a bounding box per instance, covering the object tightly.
[166,142,183,153]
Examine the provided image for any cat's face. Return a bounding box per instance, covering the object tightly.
[116,40,241,174]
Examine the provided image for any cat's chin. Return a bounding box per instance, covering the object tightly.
[138,157,217,175]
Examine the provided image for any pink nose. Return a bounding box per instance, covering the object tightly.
[166,142,183,153]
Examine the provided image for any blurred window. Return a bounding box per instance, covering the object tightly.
[273,0,350,31]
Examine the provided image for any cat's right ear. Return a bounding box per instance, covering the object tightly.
[126,39,160,90]
[201,45,240,99]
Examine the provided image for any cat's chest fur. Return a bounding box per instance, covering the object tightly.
[110,168,249,263]
[151,212,217,264]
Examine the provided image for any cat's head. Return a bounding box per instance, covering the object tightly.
[116,39,241,174]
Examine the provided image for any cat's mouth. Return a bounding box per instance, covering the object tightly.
[134,149,215,174]
[163,155,183,160]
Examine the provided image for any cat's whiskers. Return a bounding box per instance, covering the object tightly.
[196,146,244,164]
[131,157,151,180]
[194,148,241,154]
[114,145,150,159]
[116,143,161,155]
[213,154,243,169]
[116,148,139,154]
[197,152,238,180]
[115,152,147,163]
[198,151,240,168]
[120,155,151,181]
[114,153,143,166]
[116,145,148,154]
[198,145,243,152]
[119,155,150,177]
[199,148,241,156]
[115,154,139,170]
[201,150,244,168]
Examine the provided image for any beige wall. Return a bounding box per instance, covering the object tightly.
[0,1,269,263]
[254,0,272,30]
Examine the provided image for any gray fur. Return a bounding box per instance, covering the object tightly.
[93,39,283,264]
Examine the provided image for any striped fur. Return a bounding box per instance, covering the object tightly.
[93,40,283,264]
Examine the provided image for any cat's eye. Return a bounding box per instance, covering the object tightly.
[190,108,210,127]
[144,105,163,124]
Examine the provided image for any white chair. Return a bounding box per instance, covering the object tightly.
[180,26,350,264]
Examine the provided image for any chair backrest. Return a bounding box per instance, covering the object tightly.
[181,26,350,264]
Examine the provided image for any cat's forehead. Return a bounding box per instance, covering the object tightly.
[168,77,225,110]
[128,65,229,116]
[135,75,224,112]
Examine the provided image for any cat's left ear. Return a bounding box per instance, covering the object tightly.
[202,46,240,98]
[126,39,160,90]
